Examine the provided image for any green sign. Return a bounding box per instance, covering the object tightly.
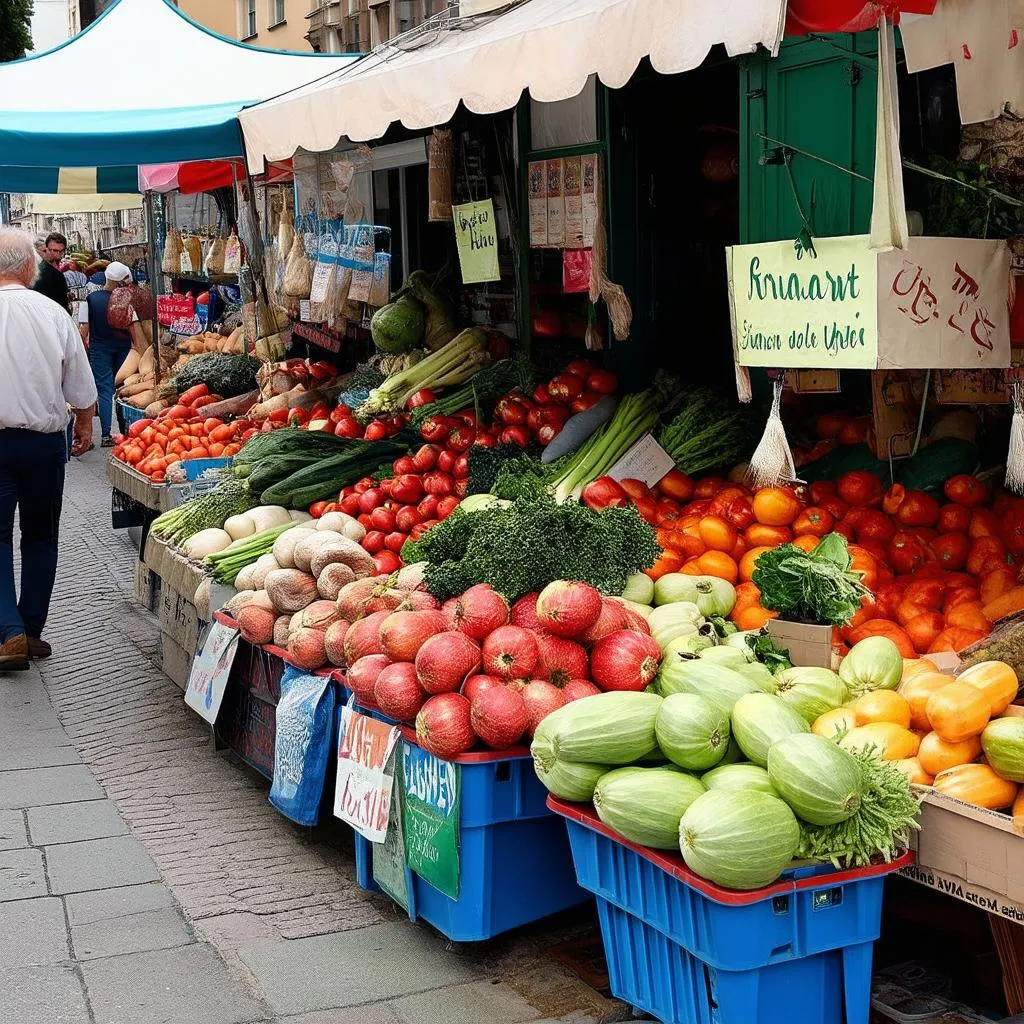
[727,234,878,369]
[402,743,460,900]
[453,199,500,284]
[372,751,409,912]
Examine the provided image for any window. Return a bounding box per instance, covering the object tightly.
[269,0,285,25]
[241,0,257,37]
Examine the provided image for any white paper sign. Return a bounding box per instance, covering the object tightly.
[608,434,676,487]
[334,703,401,842]
[309,261,333,304]
[184,620,240,723]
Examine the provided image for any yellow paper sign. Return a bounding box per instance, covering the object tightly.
[728,235,878,369]
[453,199,500,284]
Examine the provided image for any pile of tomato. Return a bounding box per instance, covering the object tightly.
[579,468,1024,658]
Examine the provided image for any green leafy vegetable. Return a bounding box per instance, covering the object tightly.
[745,630,793,675]
[466,442,542,496]
[658,389,750,476]
[170,354,261,398]
[401,495,660,601]
[752,532,870,626]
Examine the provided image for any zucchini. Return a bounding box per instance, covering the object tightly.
[233,428,360,467]
[246,453,324,492]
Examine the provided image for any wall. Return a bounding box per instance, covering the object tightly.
[175,0,312,51]
[29,0,76,54]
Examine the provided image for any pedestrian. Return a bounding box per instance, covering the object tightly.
[0,227,97,671]
[83,261,136,447]
[33,231,70,310]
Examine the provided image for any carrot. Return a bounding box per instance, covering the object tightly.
[982,586,1024,622]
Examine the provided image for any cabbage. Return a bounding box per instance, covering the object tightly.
[620,572,655,605]
[839,636,903,697]
[775,667,848,723]
[665,630,716,658]
[699,646,749,668]
[654,574,736,617]
[648,602,704,651]
[678,789,800,889]
[767,733,864,825]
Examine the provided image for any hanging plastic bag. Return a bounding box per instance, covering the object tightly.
[268,665,337,827]
[162,229,182,276]
[204,236,226,276]
[223,229,243,275]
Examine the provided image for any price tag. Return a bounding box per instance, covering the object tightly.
[334,705,401,842]
[299,299,312,322]
[184,620,240,724]
[608,433,676,488]
[309,261,333,304]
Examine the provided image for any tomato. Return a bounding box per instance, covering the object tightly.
[815,412,851,440]
[586,369,618,395]
[874,581,907,620]
[436,450,456,474]
[745,523,792,547]
[495,396,528,425]
[358,488,384,514]
[698,516,738,553]
[752,487,802,527]
[423,472,454,496]
[581,476,629,510]
[447,425,476,451]
[719,496,755,532]
[793,506,834,538]
[847,545,879,590]
[855,509,895,545]
[632,495,658,524]
[374,550,403,574]
[647,550,684,581]
[531,382,552,406]
[969,508,1002,539]
[384,531,408,553]
[340,494,361,516]
[361,420,387,441]
[406,389,438,409]
[390,474,424,505]
[837,417,872,446]
[546,373,586,402]
[499,426,530,447]
[436,496,460,519]
[453,454,470,480]
[944,474,988,507]
[417,495,439,520]
[902,578,947,611]
[1003,504,1024,556]
[334,416,362,438]
[361,530,386,555]
[656,469,694,502]
[536,422,562,445]
[837,471,883,508]
[570,392,602,414]
[967,536,1008,576]
[420,416,453,444]
[895,489,940,528]
[474,433,497,449]
[818,496,848,521]
[937,503,971,534]
[615,479,649,503]
[888,532,929,575]
[693,477,726,500]
[540,405,570,426]
[930,532,970,571]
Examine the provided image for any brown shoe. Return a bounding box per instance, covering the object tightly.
[0,634,30,672]
[27,637,52,659]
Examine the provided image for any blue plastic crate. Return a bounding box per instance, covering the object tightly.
[117,401,146,427]
[550,798,911,1024]
[351,728,588,941]
[183,457,232,481]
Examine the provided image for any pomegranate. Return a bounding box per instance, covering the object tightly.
[462,674,504,702]
[365,587,414,615]
[535,580,603,638]
[520,680,566,735]
[590,630,662,691]
[416,693,476,759]
[534,634,589,686]
[379,610,448,662]
[509,592,544,632]
[400,591,441,611]
[343,610,390,664]
[415,631,482,694]
[580,598,636,646]
[482,625,539,680]
[346,654,391,702]
[288,627,328,670]
[445,584,510,640]
[324,619,350,666]
[374,662,427,721]
[237,605,275,645]
[562,679,601,702]
[470,687,529,750]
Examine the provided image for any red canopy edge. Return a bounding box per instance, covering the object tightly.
[785,0,937,35]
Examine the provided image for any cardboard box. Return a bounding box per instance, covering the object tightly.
[133,561,160,612]
[899,789,1024,924]
[161,631,192,692]
[159,585,201,656]
[766,618,834,669]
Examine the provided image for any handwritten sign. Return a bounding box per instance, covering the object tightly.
[157,293,195,326]
[728,235,878,369]
[184,620,240,723]
[876,236,1010,369]
[402,743,460,900]
[609,434,676,488]
[334,705,401,842]
[372,753,411,912]
[453,199,500,284]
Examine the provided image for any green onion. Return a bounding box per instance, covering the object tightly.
[204,522,298,583]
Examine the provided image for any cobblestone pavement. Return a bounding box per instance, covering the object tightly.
[0,444,627,1024]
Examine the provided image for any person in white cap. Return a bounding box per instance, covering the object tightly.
[83,261,135,446]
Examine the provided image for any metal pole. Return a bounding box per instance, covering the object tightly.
[144,190,161,385]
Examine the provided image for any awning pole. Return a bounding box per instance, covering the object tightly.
[144,190,161,385]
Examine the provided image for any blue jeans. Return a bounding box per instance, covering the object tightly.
[89,340,131,438]
[0,429,65,643]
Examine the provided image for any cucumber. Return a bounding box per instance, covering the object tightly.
[245,454,324,493]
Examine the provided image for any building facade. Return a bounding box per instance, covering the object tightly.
[173,0,312,51]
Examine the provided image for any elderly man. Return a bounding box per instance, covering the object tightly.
[0,228,97,671]
[33,231,70,311]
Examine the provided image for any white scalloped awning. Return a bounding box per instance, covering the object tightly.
[239,0,787,168]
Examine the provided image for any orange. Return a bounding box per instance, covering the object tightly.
[752,487,802,526]
[792,535,819,553]
[735,605,777,630]
[697,550,738,583]
[647,551,682,581]
[746,523,793,547]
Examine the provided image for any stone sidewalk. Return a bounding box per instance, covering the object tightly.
[0,445,626,1024]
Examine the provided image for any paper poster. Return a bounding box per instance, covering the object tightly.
[184,620,240,724]
[546,159,565,248]
[581,154,598,248]
[563,249,593,294]
[528,161,548,247]
[402,743,460,900]
[452,199,500,284]
[563,156,584,248]
[334,705,401,842]
[876,236,1010,369]
[728,235,879,369]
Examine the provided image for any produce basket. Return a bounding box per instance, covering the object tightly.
[351,707,587,941]
[117,400,147,428]
[548,796,913,1024]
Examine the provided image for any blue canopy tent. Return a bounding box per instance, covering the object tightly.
[0,0,358,194]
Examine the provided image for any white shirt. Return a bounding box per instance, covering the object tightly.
[0,284,98,433]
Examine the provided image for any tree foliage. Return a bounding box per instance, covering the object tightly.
[0,0,33,63]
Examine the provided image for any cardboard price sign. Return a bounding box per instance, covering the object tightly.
[184,620,240,724]
[334,706,401,843]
